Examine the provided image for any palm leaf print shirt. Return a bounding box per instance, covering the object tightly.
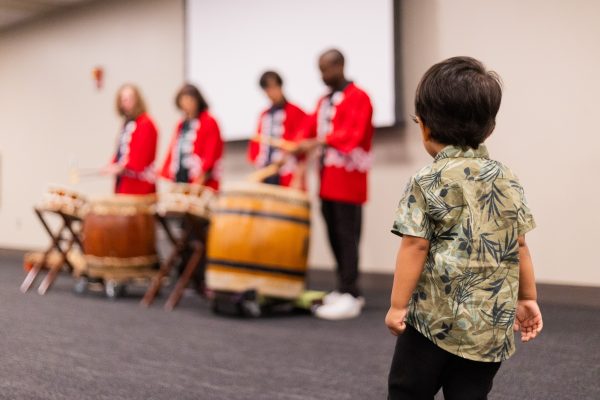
[392,145,536,362]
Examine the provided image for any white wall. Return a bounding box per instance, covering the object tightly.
[1,0,598,287]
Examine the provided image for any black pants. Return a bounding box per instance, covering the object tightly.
[388,325,501,400]
[320,199,362,297]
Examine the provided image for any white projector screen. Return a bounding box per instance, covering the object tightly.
[185,0,395,141]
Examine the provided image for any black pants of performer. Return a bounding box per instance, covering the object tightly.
[177,217,209,291]
[388,325,501,400]
[263,173,280,186]
[320,199,362,297]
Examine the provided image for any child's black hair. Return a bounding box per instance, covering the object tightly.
[415,56,502,149]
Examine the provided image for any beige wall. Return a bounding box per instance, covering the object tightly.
[0,0,184,247]
[257,0,600,287]
[1,0,598,286]
[397,0,600,286]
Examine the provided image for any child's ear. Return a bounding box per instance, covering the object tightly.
[419,121,431,142]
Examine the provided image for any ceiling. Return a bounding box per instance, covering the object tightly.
[0,0,95,31]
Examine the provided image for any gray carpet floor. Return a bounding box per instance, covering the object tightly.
[1,253,599,400]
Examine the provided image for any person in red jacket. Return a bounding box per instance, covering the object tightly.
[104,84,158,195]
[160,83,224,293]
[297,49,374,320]
[247,71,307,188]
[160,84,224,190]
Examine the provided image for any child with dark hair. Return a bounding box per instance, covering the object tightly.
[386,56,543,399]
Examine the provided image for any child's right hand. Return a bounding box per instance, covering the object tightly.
[385,306,408,336]
[514,300,543,342]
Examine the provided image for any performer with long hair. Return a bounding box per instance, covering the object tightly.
[104,84,158,194]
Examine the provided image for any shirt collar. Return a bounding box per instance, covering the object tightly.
[269,101,286,113]
[328,81,352,96]
[434,144,489,162]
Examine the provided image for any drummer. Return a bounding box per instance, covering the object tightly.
[103,84,158,194]
[247,71,307,189]
[296,49,374,320]
[160,84,224,190]
[159,83,224,293]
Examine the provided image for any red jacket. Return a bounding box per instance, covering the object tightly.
[247,102,306,187]
[303,83,373,204]
[160,110,224,191]
[112,112,158,195]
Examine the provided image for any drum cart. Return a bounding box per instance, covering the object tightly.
[72,262,159,300]
[209,289,326,317]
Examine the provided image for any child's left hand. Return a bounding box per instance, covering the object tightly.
[514,299,543,342]
[385,306,408,336]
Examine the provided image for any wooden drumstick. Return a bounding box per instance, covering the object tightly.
[250,135,298,153]
[68,167,104,185]
[247,163,281,182]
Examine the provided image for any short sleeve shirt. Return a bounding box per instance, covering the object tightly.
[392,145,535,362]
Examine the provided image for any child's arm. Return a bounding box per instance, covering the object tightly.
[385,235,429,336]
[514,235,543,342]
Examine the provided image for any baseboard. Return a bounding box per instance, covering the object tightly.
[2,248,599,308]
[536,283,600,308]
[308,268,600,308]
[0,247,30,262]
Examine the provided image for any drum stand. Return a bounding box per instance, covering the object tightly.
[20,208,83,295]
[141,212,207,311]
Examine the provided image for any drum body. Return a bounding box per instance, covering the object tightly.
[82,195,157,269]
[206,183,310,299]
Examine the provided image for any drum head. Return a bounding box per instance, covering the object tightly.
[220,182,309,205]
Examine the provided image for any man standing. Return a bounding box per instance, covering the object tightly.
[298,49,374,320]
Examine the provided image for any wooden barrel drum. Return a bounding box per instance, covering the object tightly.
[205,183,310,299]
[82,195,158,274]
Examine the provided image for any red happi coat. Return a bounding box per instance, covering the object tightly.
[247,102,307,187]
[112,112,158,195]
[303,83,374,204]
[160,110,224,191]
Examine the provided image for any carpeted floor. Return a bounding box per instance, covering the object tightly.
[1,253,598,400]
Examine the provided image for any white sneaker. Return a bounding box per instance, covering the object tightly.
[322,291,366,306]
[322,291,342,305]
[314,293,365,320]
